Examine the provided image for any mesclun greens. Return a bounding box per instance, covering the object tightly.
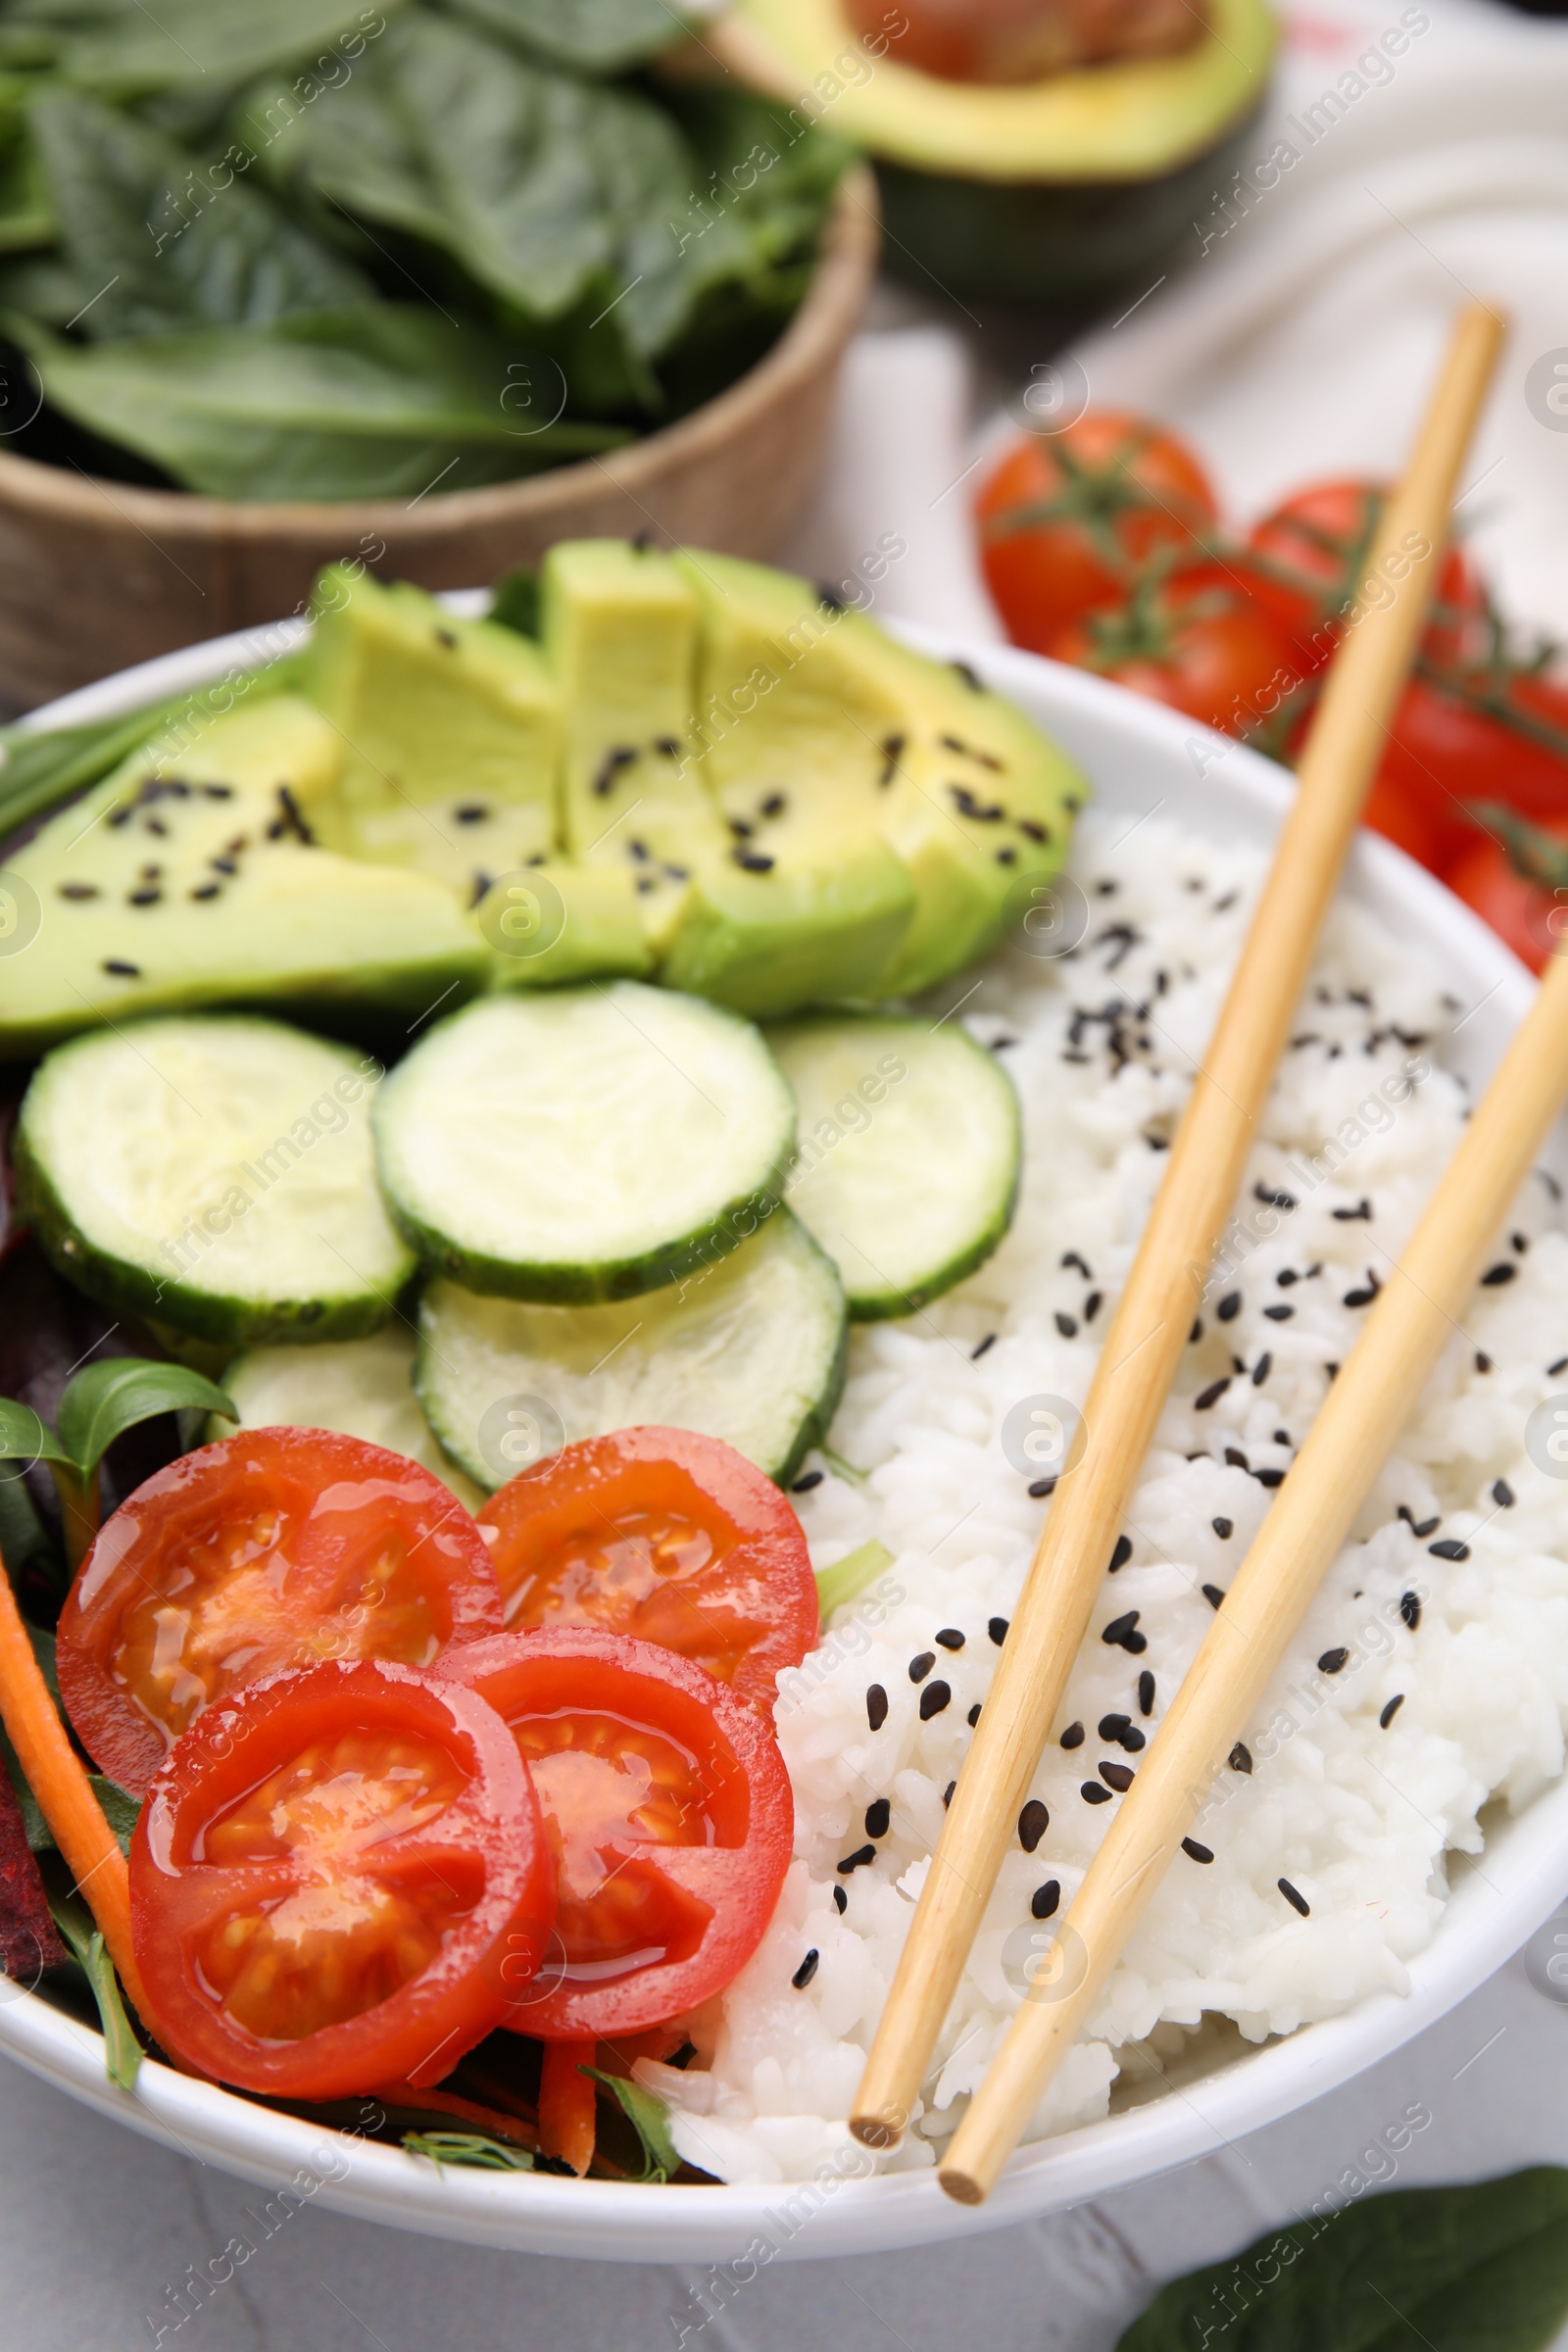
[0,0,850,499]
[0,1354,236,1567]
[1118,2171,1568,2352]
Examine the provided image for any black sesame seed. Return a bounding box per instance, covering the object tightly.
[455,804,489,823]
[1182,1838,1214,1864]
[936,1627,965,1651]
[1380,1694,1405,1729]
[791,1470,824,1494]
[1060,1721,1085,1749]
[1109,1535,1132,1572]
[1255,1186,1296,1210]
[833,1885,847,1913]
[760,792,786,818]
[1318,1647,1349,1674]
[1119,1725,1146,1752]
[1480,1262,1516,1287]
[1550,1356,1568,1378]
[1138,1672,1155,1717]
[1475,1352,1493,1374]
[101,959,140,977]
[971,1333,997,1360]
[1429,1538,1470,1560]
[1055,1312,1079,1339]
[126,886,161,906]
[1494,1479,1515,1508]
[864,1798,891,1839]
[1229,1742,1252,1774]
[1101,1610,1146,1653]
[1099,1761,1135,1793]
[190,882,220,901]
[1344,1286,1377,1308]
[1278,1878,1310,1917]
[1082,1783,1112,1804]
[1217,1293,1242,1322]
[792,1949,820,1988]
[1098,1713,1130,1740]
[733,850,775,873]
[942,1782,956,1808]
[1084,1291,1102,1322]
[1254,1468,1286,1489]
[57,881,100,900]
[1202,1584,1226,1610]
[1263,1303,1294,1322]
[1274,1430,1292,1446]
[1212,1517,1234,1539]
[866,1686,888,1731]
[989,1617,1009,1646]
[966,1702,982,1727]
[1029,1476,1057,1499]
[1252,1353,1272,1387]
[1190,1319,1203,1344]
[1061,1251,1092,1277]
[1018,1799,1050,1853]
[838,1846,875,1875]
[1412,1515,1439,1539]
[1031,1881,1060,1919]
[909,1652,935,1685]
[919,1681,952,1721]
[1332,1198,1373,1221]
[1225,1446,1250,1469]
[1399,1591,1422,1631]
[1195,1378,1231,1410]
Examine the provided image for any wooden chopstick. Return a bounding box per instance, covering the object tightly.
[0,1550,149,2021]
[942,932,1568,2200]
[850,302,1506,2155]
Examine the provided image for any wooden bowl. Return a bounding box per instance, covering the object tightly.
[0,169,880,710]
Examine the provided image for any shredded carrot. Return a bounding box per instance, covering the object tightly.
[538,2038,598,2177]
[0,1550,149,2020]
[372,2080,538,2150]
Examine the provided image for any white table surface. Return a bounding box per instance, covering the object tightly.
[8,1904,1567,2352]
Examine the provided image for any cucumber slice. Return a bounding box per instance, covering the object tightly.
[768,1013,1020,1319]
[372,983,796,1303]
[416,1208,847,1488]
[15,1014,415,1347]
[216,1326,483,1509]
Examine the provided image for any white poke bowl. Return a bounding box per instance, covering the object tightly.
[0,615,1557,2265]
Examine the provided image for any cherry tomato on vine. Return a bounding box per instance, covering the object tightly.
[977,413,1218,652]
[1248,479,1487,672]
[437,1628,793,2041]
[476,1427,817,1716]
[129,1658,555,2098]
[58,1429,503,1794]
[1046,562,1298,735]
[1445,827,1568,974]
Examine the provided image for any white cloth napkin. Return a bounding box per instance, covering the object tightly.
[786,0,1568,647]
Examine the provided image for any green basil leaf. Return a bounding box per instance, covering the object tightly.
[55,1357,238,1484]
[814,1538,893,1621]
[583,2066,679,2181]
[443,0,693,73]
[7,0,406,97]
[7,302,627,499]
[402,2130,534,2172]
[1117,2170,1568,2352]
[28,87,369,341]
[0,1400,71,1472]
[46,1890,142,2090]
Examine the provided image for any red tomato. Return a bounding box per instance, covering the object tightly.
[476,1427,817,1716]
[1446,829,1568,974]
[58,1429,503,1795]
[1047,564,1298,735]
[1482,672,1568,824]
[977,413,1218,654]
[436,1628,792,2041]
[1248,480,1486,673]
[129,1658,556,2098]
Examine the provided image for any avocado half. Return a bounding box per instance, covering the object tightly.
[709,0,1277,304]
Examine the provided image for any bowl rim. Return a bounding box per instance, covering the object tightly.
[1,619,1557,2266]
[0,166,879,539]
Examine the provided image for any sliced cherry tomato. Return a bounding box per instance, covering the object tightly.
[1446,826,1568,974]
[977,413,1217,654]
[1047,563,1298,735]
[1248,480,1486,674]
[129,1657,555,2098]
[476,1427,817,1716]
[58,1428,503,1795]
[436,1628,792,2041]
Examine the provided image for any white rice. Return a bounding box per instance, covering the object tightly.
[642,811,1568,2187]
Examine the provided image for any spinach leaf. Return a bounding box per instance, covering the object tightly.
[28,87,368,339]
[583,2066,679,2181]
[0,87,51,253]
[7,302,627,499]
[441,0,692,73]
[4,0,405,97]
[1118,2170,1568,2352]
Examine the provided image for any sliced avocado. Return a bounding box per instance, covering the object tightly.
[305,566,561,905]
[709,0,1275,303]
[542,539,729,955]
[0,696,488,1060]
[481,862,655,990]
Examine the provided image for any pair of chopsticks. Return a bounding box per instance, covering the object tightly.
[852,303,1516,2199]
